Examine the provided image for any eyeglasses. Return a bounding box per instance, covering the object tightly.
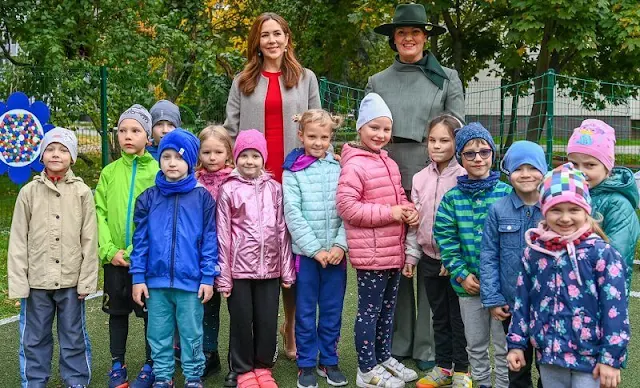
[461,149,492,161]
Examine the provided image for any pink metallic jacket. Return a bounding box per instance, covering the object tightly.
[215,171,294,293]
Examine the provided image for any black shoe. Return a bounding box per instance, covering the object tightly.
[223,371,238,388]
[297,367,318,388]
[202,351,221,378]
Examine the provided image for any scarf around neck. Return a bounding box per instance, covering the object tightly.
[457,171,500,194]
[155,171,197,196]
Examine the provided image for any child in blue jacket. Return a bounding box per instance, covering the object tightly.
[130,129,219,388]
[480,141,547,388]
[507,163,629,388]
[283,109,349,388]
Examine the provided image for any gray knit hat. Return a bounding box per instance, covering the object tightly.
[40,127,78,163]
[118,104,152,137]
[150,99,182,128]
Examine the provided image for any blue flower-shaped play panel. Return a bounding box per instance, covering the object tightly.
[0,92,54,184]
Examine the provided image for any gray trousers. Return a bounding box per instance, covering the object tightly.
[458,295,508,388]
[386,142,429,191]
[18,287,92,388]
[391,260,435,361]
[539,364,600,388]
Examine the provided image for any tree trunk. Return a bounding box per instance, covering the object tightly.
[504,68,521,149]
[525,21,555,142]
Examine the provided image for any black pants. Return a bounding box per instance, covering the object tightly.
[502,317,543,388]
[423,256,469,372]
[227,278,280,374]
[109,314,152,365]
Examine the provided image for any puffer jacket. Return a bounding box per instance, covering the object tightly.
[336,144,412,270]
[405,158,466,264]
[8,170,98,298]
[95,151,159,264]
[282,149,347,258]
[215,171,294,293]
[590,166,640,288]
[129,185,219,292]
[197,167,233,200]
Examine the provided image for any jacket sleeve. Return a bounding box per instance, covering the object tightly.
[404,186,422,266]
[7,188,31,299]
[200,192,219,286]
[77,188,99,295]
[445,69,465,123]
[506,250,532,350]
[215,188,233,293]
[601,197,639,275]
[480,206,506,308]
[129,191,150,285]
[95,170,119,265]
[433,192,469,283]
[596,245,630,368]
[364,77,374,94]
[334,221,348,252]
[283,171,323,258]
[223,76,241,139]
[336,164,396,228]
[307,70,321,109]
[278,187,295,285]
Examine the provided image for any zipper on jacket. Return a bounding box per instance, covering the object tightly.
[256,182,265,276]
[323,164,330,249]
[124,158,138,246]
[170,194,179,287]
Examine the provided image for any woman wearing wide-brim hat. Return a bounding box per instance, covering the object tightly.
[363,3,469,388]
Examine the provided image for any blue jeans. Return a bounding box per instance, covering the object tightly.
[147,288,205,381]
[295,255,347,368]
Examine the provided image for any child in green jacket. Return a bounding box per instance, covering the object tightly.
[96,104,159,388]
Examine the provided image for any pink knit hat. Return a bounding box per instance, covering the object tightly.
[566,119,616,171]
[233,129,268,163]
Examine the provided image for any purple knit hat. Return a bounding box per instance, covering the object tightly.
[566,119,616,171]
[233,129,268,163]
[540,162,592,216]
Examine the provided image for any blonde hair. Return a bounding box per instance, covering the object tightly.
[197,125,234,170]
[293,109,343,134]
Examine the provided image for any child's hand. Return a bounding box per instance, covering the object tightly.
[314,251,329,268]
[222,292,231,298]
[439,265,449,276]
[460,274,480,295]
[491,305,511,321]
[327,247,345,265]
[593,363,621,388]
[132,283,149,307]
[281,282,292,289]
[402,263,415,278]
[402,209,420,226]
[391,205,405,221]
[78,293,88,300]
[507,349,526,372]
[199,284,214,304]
[111,250,129,267]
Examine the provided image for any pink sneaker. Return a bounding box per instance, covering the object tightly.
[254,368,278,388]
[237,371,260,388]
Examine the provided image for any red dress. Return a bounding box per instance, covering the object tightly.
[262,70,285,182]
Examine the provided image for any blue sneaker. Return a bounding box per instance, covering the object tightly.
[185,379,204,388]
[152,380,174,388]
[108,362,128,388]
[130,363,155,388]
[67,385,87,388]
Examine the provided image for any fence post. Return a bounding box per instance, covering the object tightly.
[545,69,555,168]
[498,81,505,161]
[100,66,109,168]
[319,77,327,109]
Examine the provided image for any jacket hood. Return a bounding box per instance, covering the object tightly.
[34,169,83,184]
[119,150,156,166]
[591,166,639,208]
[283,148,337,172]
[340,143,386,166]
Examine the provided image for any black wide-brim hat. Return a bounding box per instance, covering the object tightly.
[373,3,447,37]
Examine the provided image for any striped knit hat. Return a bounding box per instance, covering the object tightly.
[540,162,591,216]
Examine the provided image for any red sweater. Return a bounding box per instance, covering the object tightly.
[263,70,284,182]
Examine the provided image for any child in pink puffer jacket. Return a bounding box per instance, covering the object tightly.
[337,93,419,388]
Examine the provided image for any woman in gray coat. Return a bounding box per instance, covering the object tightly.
[365,2,465,374]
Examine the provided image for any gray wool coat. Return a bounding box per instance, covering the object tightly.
[223,68,321,154]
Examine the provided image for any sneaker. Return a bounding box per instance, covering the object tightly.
[108,362,129,388]
[237,371,260,388]
[416,366,453,388]
[130,364,155,388]
[203,351,221,377]
[452,372,472,388]
[185,379,204,388]
[67,385,87,388]
[224,371,239,387]
[151,380,174,388]
[381,357,418,382]
[254,368,278,388]
[356,365,405,388]
[298,367,318,388]
[415,360,436,372]
[317,365,348,386]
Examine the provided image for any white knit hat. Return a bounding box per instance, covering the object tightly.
[39,127,78,163]
[356,93,393,131]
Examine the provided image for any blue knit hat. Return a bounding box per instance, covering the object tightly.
[158,128,200,173]
[455,122,496,163]
[500,140,548,176]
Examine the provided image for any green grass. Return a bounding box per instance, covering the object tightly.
[0,267,639,387]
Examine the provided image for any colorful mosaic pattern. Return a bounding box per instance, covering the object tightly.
[0,110,43,166]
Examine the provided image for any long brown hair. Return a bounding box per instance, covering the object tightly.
[238,12,304,95]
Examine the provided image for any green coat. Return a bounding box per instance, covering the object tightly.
[590,166,640,287]
[95,151,159,264]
